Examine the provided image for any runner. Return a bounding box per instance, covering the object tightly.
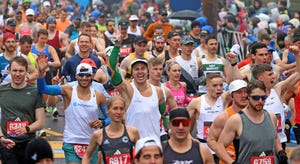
[82,96,140,164]
[216,80,288,164]
[207,80,248,163]
[134,137,164,164]
[37,57,106,164]
[163,108,214,164]
[0,56,45,163]
[109,40,168,140]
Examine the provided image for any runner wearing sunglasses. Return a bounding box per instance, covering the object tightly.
[36,57,106,164]
[216,80,287,164]
[163,108,214,164]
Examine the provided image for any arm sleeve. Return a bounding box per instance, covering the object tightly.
[37,78,62,95]
[159,102,169,130]
[108,46,123,86]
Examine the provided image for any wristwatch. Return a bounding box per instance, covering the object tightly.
[25,126,30,133]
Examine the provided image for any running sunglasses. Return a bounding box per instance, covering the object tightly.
[171,119,190,127]
[250,95,268,101]
[78,73,92,77]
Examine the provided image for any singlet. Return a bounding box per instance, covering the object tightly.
[31,44,51,61]
[127,26,142,36]
[100,125,134,164]
[125,53,149,79]
[287,51,296,64]
[192,46,205,58]
[165,81,189,108]
[163,140,204,164]
[47,30,61,49]
[175,55,199,80]
[295,82,300,124]
[263,89,287,143]
[27,52,37,68]
[235,110,276,164]
[196,95,223,153]
[126,83,161,140]
[63,86,99,144]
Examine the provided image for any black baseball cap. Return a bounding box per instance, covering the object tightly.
[119,21,129,29]
[7,19,17,27]
[169,108,190,121]
[159,9,168,15]
[134,36,147,44]
[167,31,181,39]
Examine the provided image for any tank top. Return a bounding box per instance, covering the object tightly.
[63,86,99,144]
[125,53,149,79]
[219,107,237,164]
[100,125,134,164]
[235,110,276,164]
[47,30,62,58]
[192,46,205,58]
[163,140,204,164]
[126,83,161,140]
[201,55,224,77]
[287,51,296,64]
[196,95,224,154]
[31,44,51,61]
[175,55,199,80]
[27,52,37,68]
[263,89,287,143]
[127,26,142,36]
[165,81,189,108]
[0,52,21,85]
[295,82,300,124]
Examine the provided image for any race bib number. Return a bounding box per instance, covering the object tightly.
[203,122,212,139]
[108,89,120,96]
[73,144,88,158]
[105,153,131,164]
[120,47,132,57]
[6,121,29,138]
[250,155,274,164]
[275,113,282,133]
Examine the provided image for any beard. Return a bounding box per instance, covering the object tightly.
[155,47,164,53]
[248,100,264,112]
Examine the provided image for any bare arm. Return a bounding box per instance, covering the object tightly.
[164,87,178,110]
[82,130,102,164]
[48,46,61,67]
[200,143,215,164]
[59,32,69,53]
[187,98,200,132]
[65,40,75,59]
[216,114,241,163]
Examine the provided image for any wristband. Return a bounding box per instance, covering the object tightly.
[231,62,237,66]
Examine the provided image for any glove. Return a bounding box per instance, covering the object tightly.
[277,150,288,164]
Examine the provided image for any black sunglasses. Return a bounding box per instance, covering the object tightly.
[250,95,268,101]
[78,73,92,77]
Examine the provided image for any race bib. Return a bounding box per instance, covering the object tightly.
[203,122,212,139]
[275,113,282,133]
[6,120,29,138]
[120,47,132,57]
[105,153,131,164]
[73,144,88,158]
[108,89,120,96]
[250,155,274,164]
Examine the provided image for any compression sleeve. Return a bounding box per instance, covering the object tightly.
[37,78,62,95]
[99,104,110,126]
[108,46,123,86]
[159,102,169,130]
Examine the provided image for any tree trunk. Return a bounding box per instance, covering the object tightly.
[202,0,218,36]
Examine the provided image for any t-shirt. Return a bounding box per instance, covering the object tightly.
[0,84,45,143]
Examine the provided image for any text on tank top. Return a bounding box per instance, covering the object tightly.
[235,110,276,164]
[126,83,161,139]
[196,95,224,140]
[201,55,224,77]
[63,86,99,144]
[263,89,287,143]
[163,140,204,164]
[100,125,134,164]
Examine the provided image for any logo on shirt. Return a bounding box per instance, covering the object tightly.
[114,150,122,155]
[122,136,129,143]
[104,139,110,145]
[172,160,193,164]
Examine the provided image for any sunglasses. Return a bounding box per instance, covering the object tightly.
[250,95,268,101]
[171,119,190,127]
[78,73,92,77]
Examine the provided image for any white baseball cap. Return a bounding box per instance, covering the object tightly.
[76,63,93,75]
[25,9,35,16]
[43,1,51,7]
[135,137,162,156]
[228,80,247,94]
[129,15,139,21]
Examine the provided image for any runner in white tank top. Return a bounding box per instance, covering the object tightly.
[63,85,99,144]
[126,83,161,139]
